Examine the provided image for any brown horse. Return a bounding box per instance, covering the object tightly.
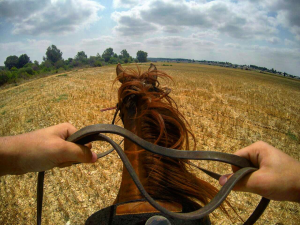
[36,64,266,225]
[104,63,229,224]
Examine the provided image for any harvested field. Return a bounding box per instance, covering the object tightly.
[0,63,299,224]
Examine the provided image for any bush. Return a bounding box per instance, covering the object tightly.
[0,71,9,86]
[32,64,40,71]
[43,60,53,68]
[108,57,118,64]
[54,60,65,69]
[19,67,34,76]
[93,61,102,67]
[57,67,65,73]
[42,67,51,73]
[25,67,34,75]
[71,60,82,67]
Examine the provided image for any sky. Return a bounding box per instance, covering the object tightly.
[0,0,300,76]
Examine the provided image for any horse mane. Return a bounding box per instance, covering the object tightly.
[115,65,233,217]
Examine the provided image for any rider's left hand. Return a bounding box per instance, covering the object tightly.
[0,123,97,176]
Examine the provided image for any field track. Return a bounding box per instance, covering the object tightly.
[0,63,299,224]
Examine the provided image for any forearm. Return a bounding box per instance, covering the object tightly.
[0,135,22,176]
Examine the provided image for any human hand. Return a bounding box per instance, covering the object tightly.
[219,141,300,202]
[0,123,97,176]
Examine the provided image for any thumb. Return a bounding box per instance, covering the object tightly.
[219,173,233,186]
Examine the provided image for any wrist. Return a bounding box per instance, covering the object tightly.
[290,162,300,203]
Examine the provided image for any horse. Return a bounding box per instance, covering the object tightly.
[35,63,268,225]
[86,63,231,224]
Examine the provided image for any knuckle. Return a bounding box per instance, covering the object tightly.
[256,140,267,147]
[61,122,73,128]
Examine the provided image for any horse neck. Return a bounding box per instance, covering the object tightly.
[114,111,148,203]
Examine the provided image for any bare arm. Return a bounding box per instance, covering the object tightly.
[0,123,97,176]
[219,141,300,203]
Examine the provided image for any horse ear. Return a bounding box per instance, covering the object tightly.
[148,63,157,73]
[148,63,157,81]
[116,63,125,83]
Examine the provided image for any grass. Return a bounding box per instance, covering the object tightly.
[26,118,33,123]
[20,88,29,93]
[0,63,299,224]
[287,130,298,141]
[56,74,68,77]
[53,94,68,102]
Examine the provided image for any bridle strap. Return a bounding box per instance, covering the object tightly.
[37,124,270,224]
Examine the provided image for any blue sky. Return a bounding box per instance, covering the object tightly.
[0,0,300,76]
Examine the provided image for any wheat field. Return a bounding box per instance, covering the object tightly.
[0,63,299,224]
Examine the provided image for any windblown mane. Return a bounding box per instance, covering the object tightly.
[115,65,231,216]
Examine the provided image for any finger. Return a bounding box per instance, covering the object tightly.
[58,162,76,168]
[61,142,98,163]
[231,165,240,173]
[64,123,78,138]
[234,142,262,168]
[219,172,249,191]
[219,170,262,193]
[85,142,92,149]
[219,173,233,186]
[53,123,78,140]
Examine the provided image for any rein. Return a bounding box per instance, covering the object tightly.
[36,123,270,225]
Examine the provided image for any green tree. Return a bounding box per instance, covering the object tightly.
[4,55,19,69]
[65,58,73,65]
[45,45,63,64]
[96,53,102,60]
[102,47,114,62]
[75,51,87,60]
[75,51,88,65]
[17,54,30,68]
[34,60,39,66]
[120,49,130,59]
[136,50,148,62]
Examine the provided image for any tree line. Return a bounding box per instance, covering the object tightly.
[0,45,148,86]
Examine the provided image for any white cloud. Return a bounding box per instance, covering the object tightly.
[0,39,52,63]
[111,10,158,36]
[191,30,220,40]
[284,38,299,47]
[0,0,104,35]
[244,0,300,41]
[145,36,215,48]
[111,0,278,40]
[112,0,142,8]
[224,43,242,49]
[81,36,114,47]
[162,26,184,34]
[267,37,281,44]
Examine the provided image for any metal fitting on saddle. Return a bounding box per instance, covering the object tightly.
[145,215,172,225]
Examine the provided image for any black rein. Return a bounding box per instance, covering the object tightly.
[37,124,270,224]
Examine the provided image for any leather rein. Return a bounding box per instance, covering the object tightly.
[36,122,270,224]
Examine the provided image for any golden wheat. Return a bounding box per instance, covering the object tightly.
[0,63,299,224]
